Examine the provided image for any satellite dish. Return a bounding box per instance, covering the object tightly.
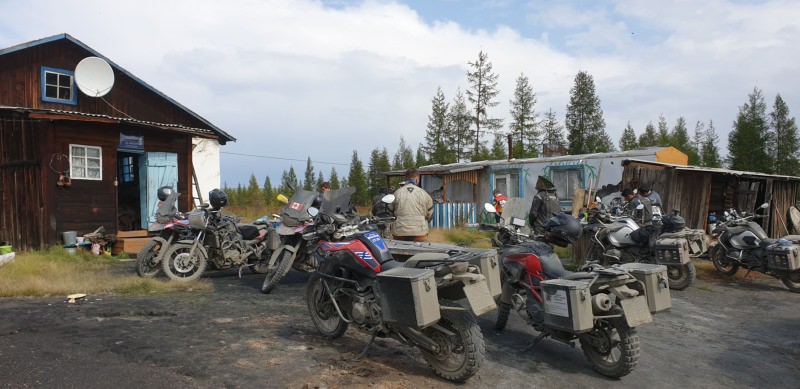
[75,57,114,97]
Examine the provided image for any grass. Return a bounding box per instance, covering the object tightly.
[0,247,211,298]
[428,228,494,248]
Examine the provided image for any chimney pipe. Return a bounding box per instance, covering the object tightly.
[507,134,513,160]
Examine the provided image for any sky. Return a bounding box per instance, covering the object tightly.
[1,0,798,187]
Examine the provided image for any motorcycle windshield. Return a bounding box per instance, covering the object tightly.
[281,189,319,227]
[320,187,356,216]
[155,191,180,224]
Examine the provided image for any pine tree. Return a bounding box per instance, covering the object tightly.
[449,88,472,162]
[656,114,670,146]
[329,167,340,189]
[727,87,772,173]
[565,71,612,154]
[303,157,315,191]
[424,87,451,164]
[508,72,539,158]
[348,150,368,205]
[490,133,508,160]
[540,108,566,155]
[701,120,722,168]
[618,122,638,150]
[770,94,800,175]
[638,121,658,147]
[392,136,415,170]
[466,51,503,161]
[262,175,274,206]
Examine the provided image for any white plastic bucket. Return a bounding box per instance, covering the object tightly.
[62,231,77,245]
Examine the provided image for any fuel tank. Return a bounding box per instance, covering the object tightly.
[729,230,761,250]
[607,218,639,247]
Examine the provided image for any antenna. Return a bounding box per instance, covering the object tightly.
[74,56,114,97]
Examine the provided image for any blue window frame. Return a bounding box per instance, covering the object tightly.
[41,66,77,105]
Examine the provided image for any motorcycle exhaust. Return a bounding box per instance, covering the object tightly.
[591,294,612,314]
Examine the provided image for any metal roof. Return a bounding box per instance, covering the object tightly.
[623,159,800,181]
[0,106,217,137]
[0,33,235,143]
[384,147,673,176]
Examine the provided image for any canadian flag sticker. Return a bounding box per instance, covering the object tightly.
[290,202,303,210]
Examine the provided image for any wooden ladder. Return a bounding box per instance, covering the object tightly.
[192,167,204,208]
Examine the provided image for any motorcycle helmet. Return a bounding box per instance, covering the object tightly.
[209,188,228,210]
[157,186,174,201]
[661,214,685,233]
[544,212,582,247]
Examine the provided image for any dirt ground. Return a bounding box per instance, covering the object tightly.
[1,260,798,389]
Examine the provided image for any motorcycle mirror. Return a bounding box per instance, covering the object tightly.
[381,194,395,204]
[759,203,769,209]
[484,203,496,213]
[595,196,601,203]
[276,194,289,204]
[307,207,319,217]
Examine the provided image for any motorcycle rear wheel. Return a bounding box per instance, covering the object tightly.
[781,271,800,293]
[306,273,348,338]
[161,242,207,282]
[711,245,739,276]
[666,262,696,290]
[579,308,639,378]
[136,240,162,278]
[261,248,294,294]
[494,302,511,331]
[420,306,485,383]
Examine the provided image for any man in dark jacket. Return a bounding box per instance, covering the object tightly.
[622,188,653,225]
[529,176,561,234]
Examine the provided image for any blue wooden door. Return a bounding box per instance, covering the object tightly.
[139,152,178,229]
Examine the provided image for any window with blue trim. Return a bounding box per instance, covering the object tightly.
[493,170,520,197]
[41,66,77,105]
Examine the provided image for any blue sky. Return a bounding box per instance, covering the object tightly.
[0,0,798,187]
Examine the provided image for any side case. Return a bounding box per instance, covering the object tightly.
[620,263,672,313]
[377,267,440,328]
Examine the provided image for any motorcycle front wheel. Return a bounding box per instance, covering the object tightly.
[579,308,639,378]
[161,242,207,282]
[666,262,696,290]
[306,273,348,338]
[136,239,163,278]
[420,306,485,383]
[711,245,739,276]
[781,271,800,293]
[261,248,294,294]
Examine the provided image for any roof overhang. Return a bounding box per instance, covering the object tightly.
[623,159,800,181]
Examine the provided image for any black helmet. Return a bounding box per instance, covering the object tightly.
[661,214,685,233]
[157,186,174,201]
[544,212,582,247]
[209,188,228,210]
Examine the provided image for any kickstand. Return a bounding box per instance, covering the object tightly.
[742,268,752,281]
[237,266,244,278]
[352,333,377,361]
[520,332,547,353]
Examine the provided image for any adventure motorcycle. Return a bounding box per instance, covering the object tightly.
[160,189,276,282]
[306,188,495,382]
[481,204,670,378]
[136,187,198,278]
[584,205,702,290]
[711,203,800,292]
[260,186,320,293]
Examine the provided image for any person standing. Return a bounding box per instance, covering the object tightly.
[529,176,561,234]
[390,168,433,241]
[638,185,662,205]
[492,190,508,223]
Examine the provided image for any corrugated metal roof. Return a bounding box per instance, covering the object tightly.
[0,106,216,137]
[0,33,235,143]
[623,159,800,181]
[385,147,673,176]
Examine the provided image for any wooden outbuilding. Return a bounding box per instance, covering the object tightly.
[0,34,235,250]
[622,159,800,238]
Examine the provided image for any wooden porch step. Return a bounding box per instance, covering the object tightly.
[112,237,152,255]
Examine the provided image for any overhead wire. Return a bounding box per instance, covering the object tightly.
[220,151,349,166]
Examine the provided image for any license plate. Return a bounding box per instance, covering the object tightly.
[462,280,497,317]
[620,296,653,327]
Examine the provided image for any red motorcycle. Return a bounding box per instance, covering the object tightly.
[136,187,197,277]
[305,187,496,383]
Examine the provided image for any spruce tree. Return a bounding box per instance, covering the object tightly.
[247,174,261,207]
[490,133,508,160]
[449,88,472,162]
[367,147,391,200]
[618,122,638,151]
[692,121,706,165]
[727,87,772,173]
[303,157,315,191]
[638,121,658,147]
[701,120,722,168]
[508,72,539,158]
[770,94,800,175]
[348,150,368,205]
[466,51,503,160]
[392,136,415,170]
[329,167,340,190]
[424,87,451,164]
[540,108,566,155]
[565,71,612,154]
[263,175,274,206]
[415,144,428,167]
[670,116,700,164]
[656,114,670,146]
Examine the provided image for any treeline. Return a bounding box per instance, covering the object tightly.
[225,52,799,206]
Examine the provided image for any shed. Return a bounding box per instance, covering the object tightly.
[622,159,800,237]
[0,34,235,250]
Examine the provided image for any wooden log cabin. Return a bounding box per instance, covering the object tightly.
[0,34,235,251]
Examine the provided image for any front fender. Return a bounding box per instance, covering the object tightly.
[174,239,208,259]
[151,235,171,261]
[267,242,301,267]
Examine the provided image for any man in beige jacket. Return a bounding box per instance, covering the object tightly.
[390,168,433,241]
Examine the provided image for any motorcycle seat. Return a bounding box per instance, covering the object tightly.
[760,238,779,247]
[402,252,451,269]
[237,224,261,240]
[539,254,595,280]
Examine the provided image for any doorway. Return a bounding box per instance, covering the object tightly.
[117,152,142,231]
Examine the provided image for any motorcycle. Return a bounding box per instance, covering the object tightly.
[306,188,495,382]
[583,203,702,290]
[711,203,800,292]
[481,204,669,378]
[260,186,321,293]
[160,189,276,282]
[135,187,198,278]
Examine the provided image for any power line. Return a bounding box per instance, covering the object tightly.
[220,151,350,166]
